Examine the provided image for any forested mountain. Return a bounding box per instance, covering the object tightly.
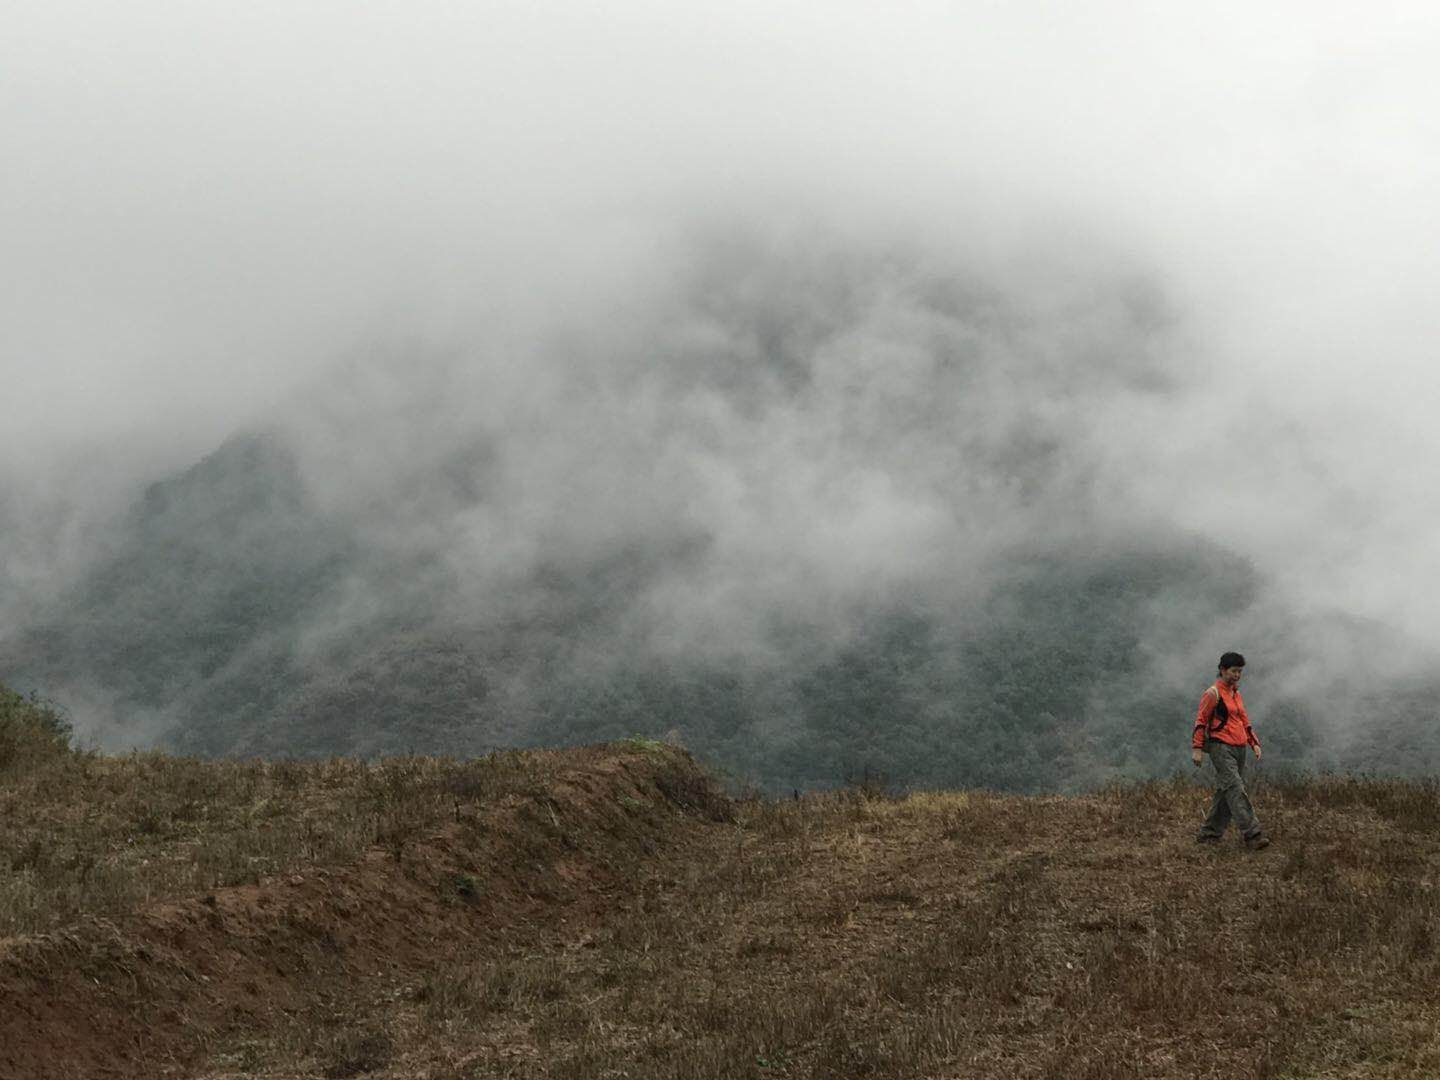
[5,426,1420,792]
[4,233,1436,791]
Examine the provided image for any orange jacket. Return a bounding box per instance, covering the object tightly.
[1192,680,1260,750]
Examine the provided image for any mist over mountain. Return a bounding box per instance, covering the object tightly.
[6,225,1435,791]
[6,5,1440,789]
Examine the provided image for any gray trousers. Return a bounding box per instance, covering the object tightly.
[1198,740,1262,840]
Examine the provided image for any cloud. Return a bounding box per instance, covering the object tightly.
[4,0,1440,651]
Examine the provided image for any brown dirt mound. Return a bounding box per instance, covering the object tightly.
[0,743,729,1080]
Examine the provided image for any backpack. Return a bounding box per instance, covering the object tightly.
[1201,685,1229,748]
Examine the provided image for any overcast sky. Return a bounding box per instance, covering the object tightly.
[4,1,1440,644]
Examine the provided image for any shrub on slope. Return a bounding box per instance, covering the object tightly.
[0,682,70,772]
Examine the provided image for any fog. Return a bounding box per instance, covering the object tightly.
[5,1,1440,675]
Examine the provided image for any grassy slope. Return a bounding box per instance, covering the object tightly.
[3,713,1440,1079]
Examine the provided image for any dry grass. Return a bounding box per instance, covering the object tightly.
[0,732,560,938]
[5,713,1440,1079]
[182,771,1440,1080]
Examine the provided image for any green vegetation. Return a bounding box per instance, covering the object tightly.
[4,432,1437,796]
[0,684,71,772]
[617,735,671,754]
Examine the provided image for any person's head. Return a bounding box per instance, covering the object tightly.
[1217,651,1245,686]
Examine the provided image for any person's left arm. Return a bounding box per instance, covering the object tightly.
[1239,691,1262,759]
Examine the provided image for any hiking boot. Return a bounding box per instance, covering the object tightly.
[1245,832,1271,851]
[1194,834,1221,845]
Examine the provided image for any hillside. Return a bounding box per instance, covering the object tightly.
[8,426,1427,793]
[17,228,1440,793]
[3,695,1439,1079]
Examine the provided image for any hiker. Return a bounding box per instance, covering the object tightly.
[1191,651,1270,849]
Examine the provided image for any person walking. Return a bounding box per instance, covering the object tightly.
[1192,651,1270,849]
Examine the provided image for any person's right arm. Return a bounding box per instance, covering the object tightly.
[1191,687,1217,766]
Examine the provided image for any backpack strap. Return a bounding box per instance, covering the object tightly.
[1204,685,1228,733]
[1193,685,1228,752]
